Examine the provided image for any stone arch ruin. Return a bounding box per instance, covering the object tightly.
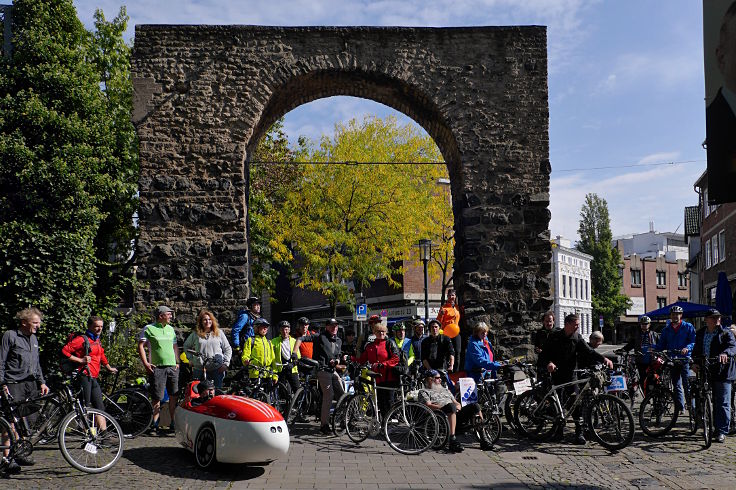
[132,25,552,354]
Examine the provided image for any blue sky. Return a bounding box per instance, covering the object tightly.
[70,0,708,241]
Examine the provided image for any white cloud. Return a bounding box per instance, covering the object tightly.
[638,151,680,165]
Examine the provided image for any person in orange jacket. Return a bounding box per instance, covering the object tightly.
[437,289,461,372]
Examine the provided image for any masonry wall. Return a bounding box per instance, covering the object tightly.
[131,26,552,356]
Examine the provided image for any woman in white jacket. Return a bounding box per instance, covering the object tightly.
[183,310,232,388]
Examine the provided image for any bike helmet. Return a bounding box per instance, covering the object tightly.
[367,314,381,324]
[392,322,406,331]
[253,318,270,328]
[246,296,261,308]
[413,319,426,327]
[278,320,291,329]
[639,315,651,324]
[297,316,310,325]
[670,305,683,314]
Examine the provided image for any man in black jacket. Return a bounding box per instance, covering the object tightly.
[421,319,455,372]
[622,315,660,388]
[533,311,556,354]
[295,318,344,435]
[692,309,736,443]
[539,313,613,444]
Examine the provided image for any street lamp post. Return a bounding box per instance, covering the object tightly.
[418,239,433,322]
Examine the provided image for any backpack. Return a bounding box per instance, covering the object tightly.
[60,333,90,375]
[388,338,409,376]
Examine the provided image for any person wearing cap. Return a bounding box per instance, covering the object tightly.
[138,305,180,434]
[231,296,262,356]
[533,311,556,355]
[409,319,427,361]
[272,320,300,393]
[464,322,502,383]
[622,315,659,388]
[655,305,696,412]
[183,310,232,388]
[436,289,461,372]
[241,318,276,381]
[294,317,318,359]
[391,322,415,366]
[417,369,491,452]
[191,379,216,406]
[693,309,736,442]
[295,318,344,434]
[342,329,357,358]
[421,319,455,373]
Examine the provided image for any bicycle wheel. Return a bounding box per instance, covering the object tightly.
[587,394,634,451]
[476,409,502,446]
[58,408,124,473]
[105,390,153,438]
[344,393,375,443]
[0,416,16,461]
[384,402,437,455]
[513,389,559,441]
[702,394,713,449]
[639,389,678,437]
[30,397,65,445]
[730,384,736,435]
[431,410,449,449]
[274,382,292,419]
[504,394,522,434]
[331,393,351,436]
[286,387,306,427]
[686,397,698,436]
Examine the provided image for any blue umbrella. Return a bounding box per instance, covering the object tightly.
[715,271,733,326]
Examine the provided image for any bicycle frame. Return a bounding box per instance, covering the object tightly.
[530,376,593,424]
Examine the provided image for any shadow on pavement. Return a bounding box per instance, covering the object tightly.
[124,446,266,481]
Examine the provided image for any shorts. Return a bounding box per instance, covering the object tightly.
[77,376,105,410]
[149,366,179,401]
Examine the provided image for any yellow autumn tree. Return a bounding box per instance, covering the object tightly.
[272,115,453,315]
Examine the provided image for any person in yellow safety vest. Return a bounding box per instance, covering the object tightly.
[272,320,300,392]
[241,318,276,380]
[391,322,415,365]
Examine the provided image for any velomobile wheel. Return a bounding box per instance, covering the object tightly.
[194,425,217,469]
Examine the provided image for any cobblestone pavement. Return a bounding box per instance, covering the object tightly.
[3,417,736,489]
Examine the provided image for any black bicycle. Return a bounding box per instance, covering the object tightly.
[99,367,153,438]
[0,371,123,473]
[639,350,688,437]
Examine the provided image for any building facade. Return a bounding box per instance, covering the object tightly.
[551,237,593,340]
[690,172,736,307]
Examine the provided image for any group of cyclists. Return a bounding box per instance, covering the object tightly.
[2,293,734,475]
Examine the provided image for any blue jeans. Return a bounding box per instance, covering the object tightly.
[671,364,689,411]
[712,380,732,436]
[193,368,225,388]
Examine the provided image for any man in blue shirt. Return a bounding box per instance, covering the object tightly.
[231,296,261,356]
[655,305,696,412]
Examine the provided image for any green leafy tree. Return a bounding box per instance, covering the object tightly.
[271,115,449,316]
[576,193,630,330]
[0,0,137,357]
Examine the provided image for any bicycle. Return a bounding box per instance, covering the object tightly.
[0,371,124,473]
[639,350,689,437]
[514,364,635,451]
[689,356,723,448]
[99,367,153,438]
[229,363,291,417]
[343,369,438,455]
[498,359,537,434]
[286,357,323,427]
[612,349,643,408]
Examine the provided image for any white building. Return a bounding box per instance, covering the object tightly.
[551,236,594,340]
[612,225,688,261]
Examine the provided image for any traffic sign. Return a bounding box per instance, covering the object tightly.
[355,303,367,321]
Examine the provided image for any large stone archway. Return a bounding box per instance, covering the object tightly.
[132,25,552,355]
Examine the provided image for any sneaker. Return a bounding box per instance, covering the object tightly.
[14,455,34,466]
[145,425,159,436]
[319,424,332,435]
[2,459,21,475]
[480,441,494,451]
[716,433,726,443]
[573,433,586,445]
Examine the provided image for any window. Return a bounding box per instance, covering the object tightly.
[562,275,566,297]
[719,230,726,263]
[575,278,579,299]
[585,279,589,300]
[706,243,712,269]
[656,270,666,286]
[657,296,667,309]
[569,276,573,298]
[704,188,709,217]
[631,269,642,286]
[678,272,687,288]
[712,235,719,264]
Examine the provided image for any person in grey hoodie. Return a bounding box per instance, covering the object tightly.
[183,310,232,388]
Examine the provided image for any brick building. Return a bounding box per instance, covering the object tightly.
[689,172,736,307]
